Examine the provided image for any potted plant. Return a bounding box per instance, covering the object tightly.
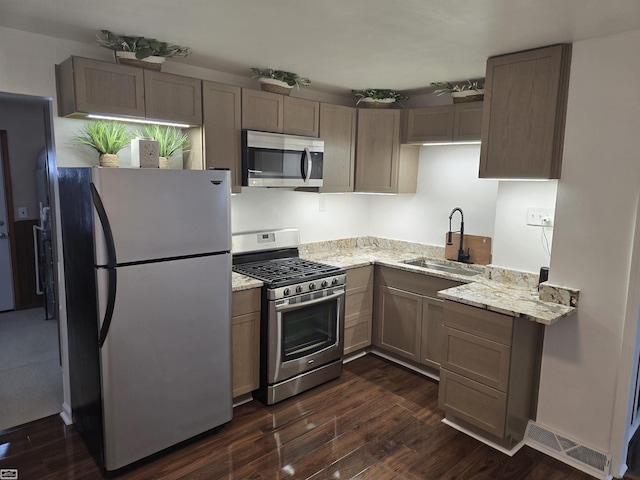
[96,29,191,70]
[250,68,311,95]
[136,124,190,169]
[430,80,485,103]
[73,121,134,167]
[351,89,409,108]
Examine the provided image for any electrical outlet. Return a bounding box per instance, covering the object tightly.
[527,207,554,227]
[18,207,28,219]
[318,196,326,212]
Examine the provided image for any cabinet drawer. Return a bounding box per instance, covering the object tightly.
[232,288,261,317]
[346,265,374,288]
[443,300,513,345]
[439,369,507,439]
[442,326,510,391]
[345,284,373,321]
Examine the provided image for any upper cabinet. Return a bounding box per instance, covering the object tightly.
[202,81,242,193]
[402,102,483,144]
[479,44,572,179]
[56,56,203,125]
[241,89,319,137]
[318,103,357,193]
[355,109,418,194]
[144,70,202,125]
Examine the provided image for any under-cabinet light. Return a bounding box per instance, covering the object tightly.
[422,141,481,146]
[86,114,191,129]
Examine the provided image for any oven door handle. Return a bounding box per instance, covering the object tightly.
[275,289,344,313]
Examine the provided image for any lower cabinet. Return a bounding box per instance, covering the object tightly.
[344,266,374,355]
[438,300,544,448]
[231,288,261,398]
[372,266,461,368]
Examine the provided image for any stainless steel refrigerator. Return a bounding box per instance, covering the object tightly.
[58,167,232,475]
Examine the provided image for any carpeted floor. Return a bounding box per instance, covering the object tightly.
[0,308,62,431]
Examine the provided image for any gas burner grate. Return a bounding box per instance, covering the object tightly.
[233,257,342,287]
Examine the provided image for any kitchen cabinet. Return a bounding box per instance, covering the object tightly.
[344,266,374,355]
[241,89,320,137]
[56,56,203,125]
[355,109,419,193]
[144,70,202,125]
[202,81,242,193]
[373,266,461,367]
[438,300,544,448]
[231,288,261,398]
[479,44,572,179]
[318,103,357,193]
[402,102,483,144]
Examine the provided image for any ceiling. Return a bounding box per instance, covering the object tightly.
[2,0,640,96]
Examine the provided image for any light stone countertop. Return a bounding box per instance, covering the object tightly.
[232,237,577,325]
[232,272,262,292]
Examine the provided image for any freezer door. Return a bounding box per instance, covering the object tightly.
[96,253,232,472]
[91,168,230,266]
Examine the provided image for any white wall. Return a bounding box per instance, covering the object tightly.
[536,29,640,471]
[367,144,499,245]
[492,180,557,272]
[231,188,371,242]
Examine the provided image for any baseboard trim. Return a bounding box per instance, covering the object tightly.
[442,418,525,457]
[59,402,72,425]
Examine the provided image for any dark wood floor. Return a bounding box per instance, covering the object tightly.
[0,354,608,479]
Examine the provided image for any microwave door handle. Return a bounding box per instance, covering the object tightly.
[300,147,312,182]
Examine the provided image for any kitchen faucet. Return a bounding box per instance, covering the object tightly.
[447,207,470,263]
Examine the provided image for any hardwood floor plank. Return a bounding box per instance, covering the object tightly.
[0,355,606,480]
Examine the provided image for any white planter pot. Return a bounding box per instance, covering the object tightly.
[359,97,396,108]
[451,89,485,98]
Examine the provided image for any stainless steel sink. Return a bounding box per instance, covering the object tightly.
[402,259,482,277]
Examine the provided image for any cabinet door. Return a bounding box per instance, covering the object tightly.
[438,369,507,439]
[403,106,453,143]
[374,285,421,361]
[479,44,571,179]
[202,81,242,193]
[452,102,483,141]
[319,103,357,193]
[241,89,284,133]
[355,109,401,193]
[420,296,445,369]
[59,57,145,118]
[231,288,261,398]
[144,70,203,125]
[283,97,319,136]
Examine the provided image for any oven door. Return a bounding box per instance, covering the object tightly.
[268,287,344,384]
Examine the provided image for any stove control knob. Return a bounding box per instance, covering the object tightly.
[331,278,339,286]
[296,286,303,294]
[283,288,290,296]
[309,282,316,290]
[321,280,328,288]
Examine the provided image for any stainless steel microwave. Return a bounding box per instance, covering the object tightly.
[242,130,324,187]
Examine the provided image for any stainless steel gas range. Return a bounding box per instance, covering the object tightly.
[232,229,346,405]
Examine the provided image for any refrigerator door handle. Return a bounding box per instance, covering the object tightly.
[98,268,117,348]
[91,183,118,347]
[90,183,117,268]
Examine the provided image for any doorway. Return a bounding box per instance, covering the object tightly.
[0,92,61,431]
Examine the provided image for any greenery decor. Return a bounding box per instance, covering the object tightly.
[136,124,189,158]
[250,68,311,89]
[351,89,409,105]
[430,80,485,96]
[96,29,191,59]
[73,121,133,154]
